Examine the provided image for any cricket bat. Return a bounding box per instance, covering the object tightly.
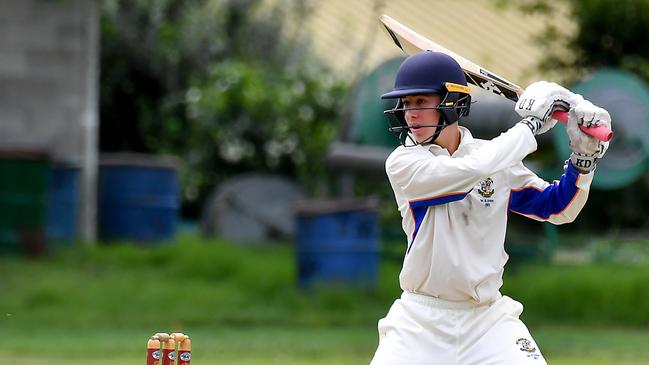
[379,14,613,142]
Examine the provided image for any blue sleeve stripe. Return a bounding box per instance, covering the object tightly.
[406,191,470,253]
[508,163,581,220]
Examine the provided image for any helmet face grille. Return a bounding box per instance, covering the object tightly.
[384,108,417,147]
[438,92,472,123]
[383,93,472,147]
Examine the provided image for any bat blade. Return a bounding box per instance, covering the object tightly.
[379,14,523,102]
[379,14,613,142]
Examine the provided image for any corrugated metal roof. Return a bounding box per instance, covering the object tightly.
[300,0,573,87]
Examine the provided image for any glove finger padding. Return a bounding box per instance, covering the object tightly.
[569,99,611,156]
[567,105,610,173]
[515,81,573,135]
[575,100,595,127]
[573,98,611,129]
[567,109,601,155]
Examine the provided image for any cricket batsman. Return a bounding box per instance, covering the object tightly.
[369,51,611,364]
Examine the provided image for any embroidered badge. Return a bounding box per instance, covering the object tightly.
[478,177,495,198]
[516,338,541,360]
[516,338,536,353]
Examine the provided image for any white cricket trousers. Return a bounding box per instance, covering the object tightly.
[370,291,547,365]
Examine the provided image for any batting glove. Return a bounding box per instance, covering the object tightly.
[567,98,611,173]
[515,81,573,135]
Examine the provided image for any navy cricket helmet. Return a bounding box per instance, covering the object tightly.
[382,51,472,146]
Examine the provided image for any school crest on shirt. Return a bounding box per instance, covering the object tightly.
[478,177,495,198]
[516,338,541,360]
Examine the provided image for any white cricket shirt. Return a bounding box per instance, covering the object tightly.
[385,123,594,304]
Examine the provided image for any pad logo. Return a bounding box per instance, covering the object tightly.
[478,177,495,198]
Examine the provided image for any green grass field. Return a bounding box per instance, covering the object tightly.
[1,326,649,364]
[1,234,648,364]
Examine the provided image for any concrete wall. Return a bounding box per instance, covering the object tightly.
[0,0,97,164]
[0,0,99,240]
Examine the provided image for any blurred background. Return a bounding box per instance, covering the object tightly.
[1,0,649,364]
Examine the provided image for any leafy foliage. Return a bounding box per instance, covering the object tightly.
[183,61,347,204]
[569,0,649,79]
[507,0,649,84]
[99,0,349,215]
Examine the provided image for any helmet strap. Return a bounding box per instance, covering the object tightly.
[418,116,448,145]
[418,92,452,145]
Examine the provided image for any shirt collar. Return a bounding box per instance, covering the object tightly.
[427,126,475,157]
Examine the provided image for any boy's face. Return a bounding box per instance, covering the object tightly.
[401,94,442,144]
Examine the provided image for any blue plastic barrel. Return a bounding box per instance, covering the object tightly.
[46,164,79,244]
[0,150,49,255]
[98,153,179,243]
[294,199,380,289]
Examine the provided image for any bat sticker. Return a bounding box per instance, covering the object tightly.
[479,69,513,87]
[480,80,503,95]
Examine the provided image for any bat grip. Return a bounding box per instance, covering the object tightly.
[552,110,613,142]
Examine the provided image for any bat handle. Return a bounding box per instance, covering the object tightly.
[552,110,613,142]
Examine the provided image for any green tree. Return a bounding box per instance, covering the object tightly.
[99,0,349,216]
[183,60,346,205]
[507,0,649,84]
